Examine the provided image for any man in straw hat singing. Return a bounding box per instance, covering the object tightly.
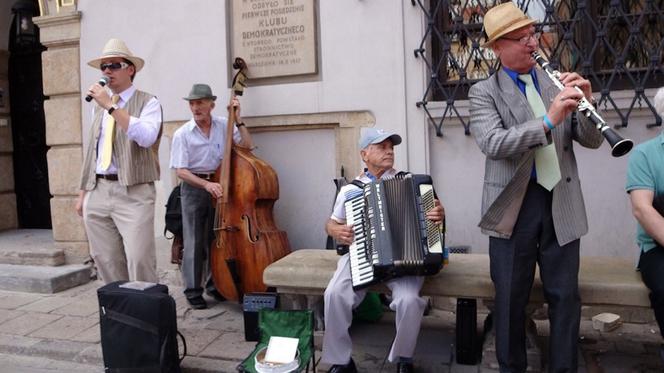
[76,38,163,284]
[170,84,252,309]
[469,3,603,371]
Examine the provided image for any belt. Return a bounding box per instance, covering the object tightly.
[193,173,215,180]
[96,174,118,181]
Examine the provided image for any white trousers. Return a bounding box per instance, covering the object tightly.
[83,179,158,284]
[321,254,427,364]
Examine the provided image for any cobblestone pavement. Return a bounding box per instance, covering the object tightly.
[0,237,662,372]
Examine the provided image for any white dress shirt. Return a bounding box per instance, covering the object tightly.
[170,116,241,173]
[94,85,162,175]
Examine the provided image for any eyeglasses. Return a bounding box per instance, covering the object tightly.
[100,62,129,71]
[501,32,541,45]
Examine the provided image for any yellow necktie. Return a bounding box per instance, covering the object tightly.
[100,95,120,170]
[518,74,561,191]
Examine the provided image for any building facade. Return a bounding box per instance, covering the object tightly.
[0,0,661,264]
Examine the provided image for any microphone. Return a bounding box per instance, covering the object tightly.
[85,77,109,102]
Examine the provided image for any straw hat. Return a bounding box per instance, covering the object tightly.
[482,2,536,47]
[87,38,145,72]
[183,84,217,101]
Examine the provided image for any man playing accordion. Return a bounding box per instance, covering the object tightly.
[321,128,445,373]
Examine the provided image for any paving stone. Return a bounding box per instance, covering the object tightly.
[201,307,245,333]
[179,327,222,356]
[0,333,43,354]
[0,353,104,373]
[0,308,22,324]
[56,279,103,298]
[181,355,243,373]
[28,339,96,361]
[0,312,63,336]
[29,315,98,340]
[74,343,103,366]
[69,319,100,343]
[0,292,43,310]
[198,331,255,360]
[51,297,99,317]
[17,296,73,313]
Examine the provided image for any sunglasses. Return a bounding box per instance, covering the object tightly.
[100,62,129,71]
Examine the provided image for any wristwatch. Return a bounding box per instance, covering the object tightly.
[107,104,119,115]
[235,122,246,128]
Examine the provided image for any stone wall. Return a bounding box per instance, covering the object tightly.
[33,11,87,263]
[0,48,18,231]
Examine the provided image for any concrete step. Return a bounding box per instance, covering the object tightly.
[0,229,65,266]
[0,263,91,293]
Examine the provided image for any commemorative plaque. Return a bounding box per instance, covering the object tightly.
[231,0,317,79]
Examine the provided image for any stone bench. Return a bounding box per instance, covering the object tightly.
[263,249,650,308]
[264,249,651,366]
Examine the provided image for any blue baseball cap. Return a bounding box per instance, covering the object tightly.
[359,128,402,149]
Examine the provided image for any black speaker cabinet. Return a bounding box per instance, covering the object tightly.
[455,297,479,364]
[242,292,278,341]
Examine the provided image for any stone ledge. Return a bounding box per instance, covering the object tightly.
[0,263,91,293]
[0,247,64,266]
[263,250,651,307]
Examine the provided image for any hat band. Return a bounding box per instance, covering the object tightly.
[487,15,531,41]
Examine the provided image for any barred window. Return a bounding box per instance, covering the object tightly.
[414,0,664,135]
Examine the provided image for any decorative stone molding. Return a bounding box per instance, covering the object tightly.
[163,111,375,183]
[248,111,375,179]
[38,0,77,17]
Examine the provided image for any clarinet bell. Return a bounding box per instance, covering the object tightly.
[601,127,634,157]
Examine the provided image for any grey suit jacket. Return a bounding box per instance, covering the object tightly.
[469,68,604,246]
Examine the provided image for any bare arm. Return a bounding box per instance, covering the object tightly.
[176,168,223,199]
[325,218,354,246]
[630,189,664,247]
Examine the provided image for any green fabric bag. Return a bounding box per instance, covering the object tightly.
[238,309,314,373]
[353,292,384,323]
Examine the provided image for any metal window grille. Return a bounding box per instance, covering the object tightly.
[412,0,664,136]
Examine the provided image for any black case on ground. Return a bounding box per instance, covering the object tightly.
[455,297,479,364]
[97,281,182,373]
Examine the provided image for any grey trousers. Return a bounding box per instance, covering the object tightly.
[321,253,427,364]
[180,182,216,299]
[489,181,580,373]
[83,179,157,284]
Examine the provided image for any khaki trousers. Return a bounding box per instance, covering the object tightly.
[83,179,158,284]
[321,254,427,364]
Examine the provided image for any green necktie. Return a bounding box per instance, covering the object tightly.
[519,74,561,191]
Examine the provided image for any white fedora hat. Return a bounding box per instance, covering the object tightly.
[87,38,145,72]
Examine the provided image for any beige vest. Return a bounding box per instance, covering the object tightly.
[79,90,162,189]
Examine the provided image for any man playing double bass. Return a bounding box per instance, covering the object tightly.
[323,128,445,373]
[170,84,252,309]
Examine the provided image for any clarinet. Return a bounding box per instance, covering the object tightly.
[532,51,633,157]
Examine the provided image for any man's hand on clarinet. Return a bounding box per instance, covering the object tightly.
[426,199,445,225]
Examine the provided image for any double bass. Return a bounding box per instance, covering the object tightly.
[210,57,291,302]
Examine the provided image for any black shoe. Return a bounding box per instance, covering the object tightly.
[187,296,207,310]
[205,288,226,302]
[397,362,414,373]
[327,358,357,373]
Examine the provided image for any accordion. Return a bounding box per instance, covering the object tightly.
[343,173,445,289]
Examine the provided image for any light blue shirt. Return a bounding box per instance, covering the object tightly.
[626,130,664,253]
[169,116,241,173]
